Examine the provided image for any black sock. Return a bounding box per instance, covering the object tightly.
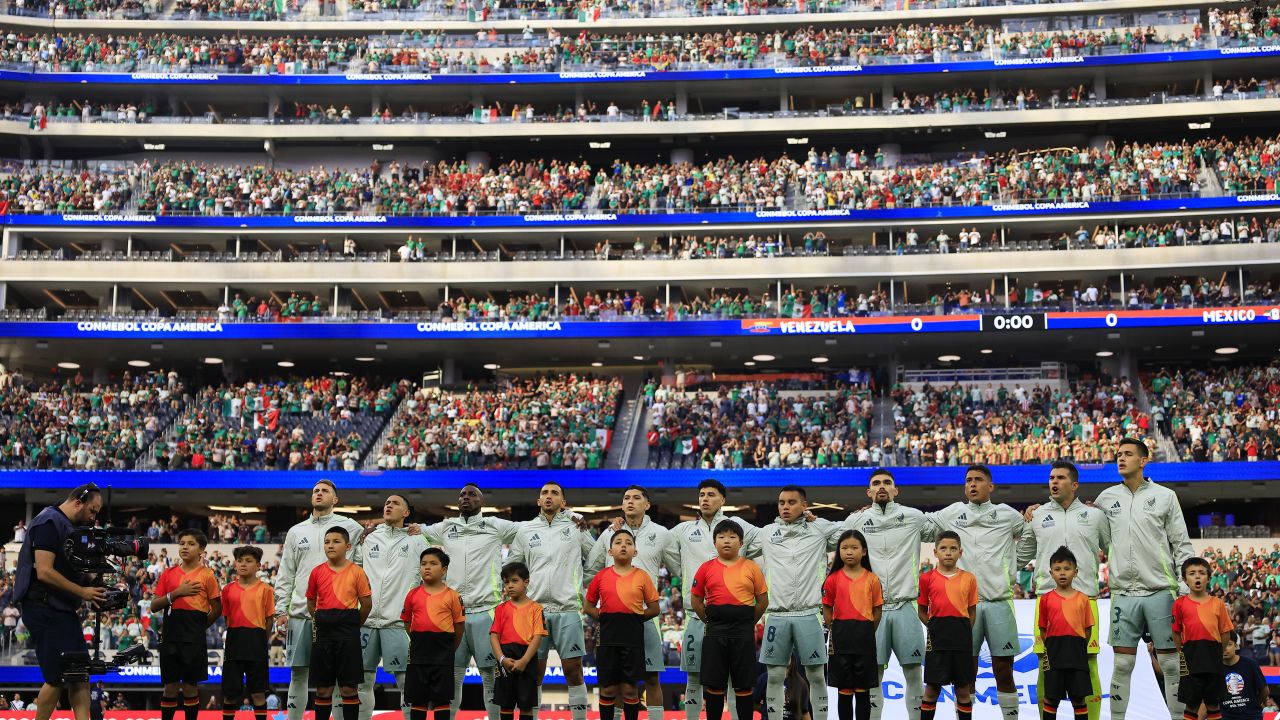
[411,706,428,720]
[224,702,239,720]
[854,690,870,720]
[315,698,333,720]
[600,697,617,720]
[837,690,854,720]
[920,699,936,720]
[433,704,452,720]
[500,709,514,720]
[957,701,973,720]
[184,695,201,720]
[704,689,725,720]
[1042,700,1058,720]
[161,696,179,720]
[341,692,360,720]
[623,699,641,720]
[733,691,754,720]
[1072,700,1089,720]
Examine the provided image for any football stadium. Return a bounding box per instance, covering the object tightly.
[0,0,1277,718]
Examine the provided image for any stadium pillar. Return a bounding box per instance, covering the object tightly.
[111,284,119,315]
[670,148,694,165]
[442,357,457,385]
[778,81,789,112]
[879,143,901,168]
[1204,68,1214,96]
[881,78,894,109]
[675,85,688,115]
[1239,267,1246,300]
[1092,71,1107,101]
[267,91,281,121]
[1003,275,1010,310]
[0,282,7,311]
[466,151,491,171]
[888,278,895,310]
[0,229,9,258]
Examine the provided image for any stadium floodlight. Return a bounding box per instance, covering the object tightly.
[204,357,223,365]
[591,361,604,367]
[752,354,775,362]
[57,362,80,369]
[632,355,645,361]
[143,143,165,151]
[786,137,809,145]
[277,360,295,368]
[483,363,501,370]
[983,131,1007,139]
[1188,122,1211,130]
[1096,350,1114,357]
[937,354,961,362]
[811,356,829,363]
[589,142,612,149]
[1214,346,1239,355]
[127,360,151,367]
[355,357,376,362]
[373,143,394,151]
[743,361,756,367]
[980,348,993,354]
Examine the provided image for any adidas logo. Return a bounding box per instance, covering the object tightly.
[1002,642,1014,650]
[570,644,581,652]
[1111,502,1121,509]
[690,530,702,539]
[911,650,921,657]
[298,538,309,545]
[958,513,967,521]
[370,544,380,552]
[864,519,874,527]
[809,651,821,660]
[531,533,540,542]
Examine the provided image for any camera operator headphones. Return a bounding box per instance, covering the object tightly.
[74,484,101,504]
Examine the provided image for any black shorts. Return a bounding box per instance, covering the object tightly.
[405,664,454,707]
[596,645,646,687]
[160,642,209,685]
[21,603,87,685]
[923,649,974,688]
[829,654,877,691]
[311,633,364,689]
[222,658,270,698]
[700,635,756,691]
[492,644,538,712]
[1042,668,1092,702]
[1178,672,1225,707]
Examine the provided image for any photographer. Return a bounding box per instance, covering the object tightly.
[14,484,108,720]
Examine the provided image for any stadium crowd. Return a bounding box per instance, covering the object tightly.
[886,373,1152,466]
[9,133,1272,216]
[0,369,184,470]
[148,375,404,470]
[1145,362,1280,463]
[373,374,623,470]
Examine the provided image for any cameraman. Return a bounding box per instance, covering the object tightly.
[14,484,109,720]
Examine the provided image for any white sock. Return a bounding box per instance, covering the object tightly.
[287,667,310,720]
[357,671,377,720]
[647,705,665,720]
[902,664,923,720]
[805,665,828,720]
[1110,653,1137,720]
[684,672,703,720]
[765,666,787,720]
[568,683,589,720]
[997,690,1020,719]
[480,666,500,720]
[453,666,467,715]
[869,667,885,720]
[1157,653,1184,720]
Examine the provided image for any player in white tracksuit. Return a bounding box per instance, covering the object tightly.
[505,482,594,720]
[1095,439,1194,720]
[843,468,933,720]
[661,479,762,720]
[274,480,365,720]
[353,494,430,720]
[745,485,842,720]
[586,485,672,720]
[924,466,1026,720]
[416,484,519,720]
[1016,461,1110,720]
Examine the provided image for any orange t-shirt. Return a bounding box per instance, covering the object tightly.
[306,563,371,628]
[692,557,768,637]
[586,566,659,647]
[155,564,221,644]
[490,599,549,647]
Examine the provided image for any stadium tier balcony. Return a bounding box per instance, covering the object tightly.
[373,374,623,470]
